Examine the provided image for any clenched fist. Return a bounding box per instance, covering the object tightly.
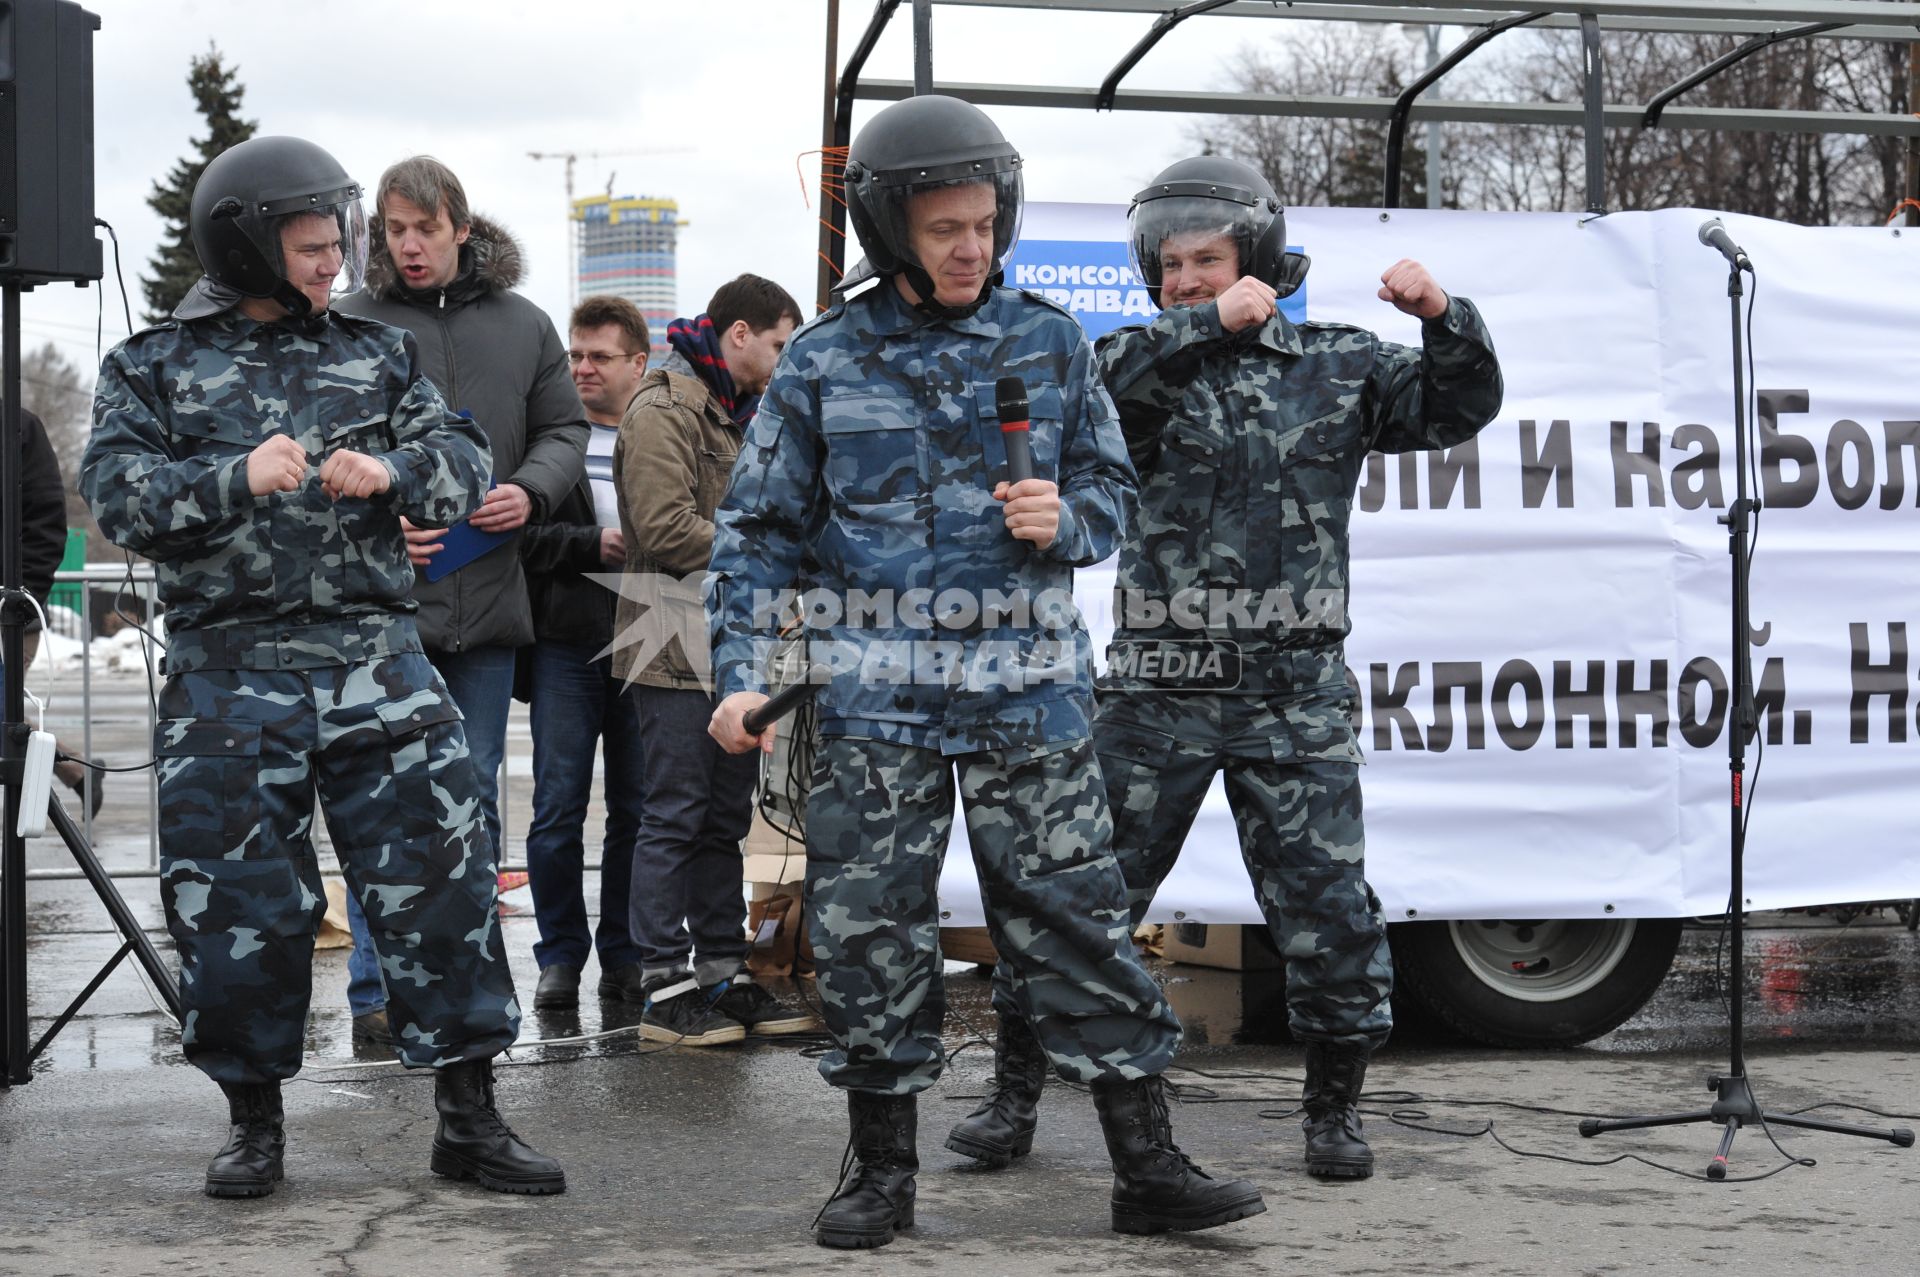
[319,450,392,501]
[1377,259,1450,320]
[600,527,626,565]
[246,434,308,497]
[1216,275,1278,334]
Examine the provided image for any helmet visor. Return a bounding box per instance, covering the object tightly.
[1128,192,1269,304]
[869,169,1023,281]
[262,186,369,302]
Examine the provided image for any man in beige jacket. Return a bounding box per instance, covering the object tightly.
[613,274,813,1045]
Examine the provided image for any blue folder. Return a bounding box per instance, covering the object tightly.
[421,481,515,582]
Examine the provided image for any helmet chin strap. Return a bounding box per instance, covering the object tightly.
[272,280,314,318]
[900,263,995,321]
[268,280,333,336]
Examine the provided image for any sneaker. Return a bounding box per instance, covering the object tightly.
[640,975,745,1047]
[707,974,819,1036]
[533,963,581,1010]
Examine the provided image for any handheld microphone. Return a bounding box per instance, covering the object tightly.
[1697,218,1753,272]
[995,376,1033,487]
[741,665,828,737]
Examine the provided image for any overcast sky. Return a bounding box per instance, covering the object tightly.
[23,0,1399,378]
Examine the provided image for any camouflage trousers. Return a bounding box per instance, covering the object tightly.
[154,648,519,1083]
[994,687,1393,1048]
[805,735,1181,1095]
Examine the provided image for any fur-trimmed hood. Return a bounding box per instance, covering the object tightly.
[362,212,525,300]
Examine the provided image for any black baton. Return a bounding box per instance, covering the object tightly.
[742,666,828,736]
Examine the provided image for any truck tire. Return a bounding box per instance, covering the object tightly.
[1388,917,1682,1048]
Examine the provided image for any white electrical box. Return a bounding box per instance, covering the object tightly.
[16,730,56,838]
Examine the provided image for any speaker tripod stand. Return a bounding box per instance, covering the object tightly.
[2,281,183,1087]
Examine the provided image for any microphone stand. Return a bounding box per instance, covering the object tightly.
[1576,254,1912,1175]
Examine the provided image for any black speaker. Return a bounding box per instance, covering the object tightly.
[0,0,100,287]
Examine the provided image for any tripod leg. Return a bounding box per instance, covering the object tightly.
[29,940,131,1062]
[1580,1108,1716,1137]
[1708,1120,1738,1180]
[1762,1112,1915,1147]
[45,794,181,1020]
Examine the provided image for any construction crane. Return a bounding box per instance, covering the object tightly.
[528,147,692,305]
[527,148,686,202]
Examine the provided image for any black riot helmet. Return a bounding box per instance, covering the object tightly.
[1128,155,1309,309]
[842,95,1023,315]
[188,135,369,318]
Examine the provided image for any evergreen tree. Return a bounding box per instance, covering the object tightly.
[141,45,256,324]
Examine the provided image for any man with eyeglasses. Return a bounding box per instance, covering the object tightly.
[513,296,655,1012]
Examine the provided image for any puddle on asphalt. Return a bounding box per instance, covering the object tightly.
[18,906,1920,1073]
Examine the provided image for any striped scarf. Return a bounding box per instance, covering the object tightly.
[665,315,755,425]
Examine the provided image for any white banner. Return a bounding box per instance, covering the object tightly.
[932,204,1920,927]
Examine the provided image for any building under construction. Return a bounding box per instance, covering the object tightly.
[573,193,679,355]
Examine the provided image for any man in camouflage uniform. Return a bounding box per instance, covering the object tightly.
[706,97,1263,1250]
[81,136,563,1199]
[961,155,1504,1181]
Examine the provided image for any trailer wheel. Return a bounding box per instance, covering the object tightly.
[1388,918,1682,1048]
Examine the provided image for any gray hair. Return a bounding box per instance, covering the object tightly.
[374,155,471,230]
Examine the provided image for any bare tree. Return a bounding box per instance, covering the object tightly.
[1188,25,1434,208]
[20,342,101,561]
[1457,29,1905,222]
[1193,22,1906,223]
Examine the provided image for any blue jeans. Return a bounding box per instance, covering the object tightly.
[628,684,755,987]
[346,644,516,1017]
[526,640,645,971]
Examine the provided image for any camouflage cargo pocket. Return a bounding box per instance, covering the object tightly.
[168,410,263,460]
[1272,686,1364,765]
[820,394,924,504]
[373,697,473,842]
[1091,718,1179,833]
[973,380,1064,487]
[155,718,264,858]
[1283,411,1365,507]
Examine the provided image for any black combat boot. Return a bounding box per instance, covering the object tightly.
[1091,1075,1267,1235]
[1301,1040,1374,1178]
[429,1057,566,1195]
[815,1092,917,1249]
[205,1080,285,1198]
[944,1008,1046,1167]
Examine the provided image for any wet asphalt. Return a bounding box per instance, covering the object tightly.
[2,676,1917,1274]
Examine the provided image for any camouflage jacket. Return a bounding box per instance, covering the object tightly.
[1095,296,1502,693]
[708,281,1137,755]
[82,310,491,641]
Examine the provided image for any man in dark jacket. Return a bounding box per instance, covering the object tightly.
[12,410,68,617]
[333,156,588,1047]
[515,295,652,1011]
[4,409,97,814]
